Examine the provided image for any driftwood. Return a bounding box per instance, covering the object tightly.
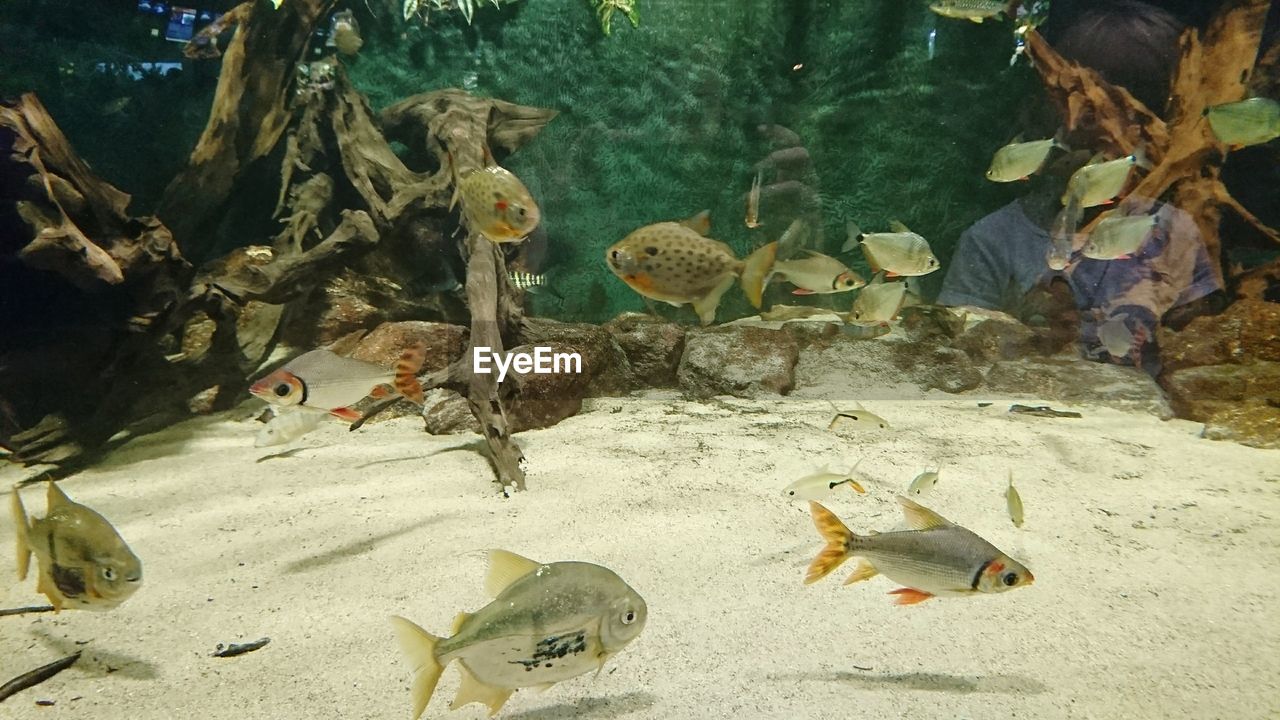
[1024,0,1278,276]
[0,652,80,704]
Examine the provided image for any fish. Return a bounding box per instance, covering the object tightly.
[249,346,426,422]
[929,0,1009,22]
[840,321,891,340]
[1082,212,1157,260]
[759,305,843,321]
[1047,190,1082,271]
[766,248,866,296]
[11,481,142,612]
[846,274,907,323]
[1062,150,1149,208]
[827,403,890,431]
[255,409,326,448]
[783,465,868,501]
[1005,472,1024,528]
[986,138,1058,182]
[605,212,775,324]
[1204,97,1280,148]
[1009,404,1082,418]
[804,498,1034,605]
[508,271,548,291]
[745,169,762,228]
[390,550,647,719]
[457,165,541,244]
[1097,312,1136,360]
[845,221,940,277]
[907,469,939,498]
[331,12,363,56]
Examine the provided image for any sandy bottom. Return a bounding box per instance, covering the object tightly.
[2,377,1279,719]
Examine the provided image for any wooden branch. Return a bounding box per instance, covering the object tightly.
[0,653,80,704]
[0,605,56,617]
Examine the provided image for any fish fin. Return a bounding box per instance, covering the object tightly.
[11,489,31,581]
[1131,144,1152,171]
[680,209,712,235]
[451,663,514,715]
[330,407,362,422]
[389,615,444,720]
[845,479,866,494]
[46,480,73,509]
[842,558,879,586]
[805,502,854,584]
[740,242,777,309]
[450,611,473,635]
[446,151,461,211]
[791,288,816,296]
[842,221,865,253]
[889,587,934,605]
[482,144,496,168]
[484,549,541,597]
[692,274,736,326]
[369,385,392,399]
[395,344,427,405]
[862,244,882,274]
[896,495,951,531]
[888,220,911,233]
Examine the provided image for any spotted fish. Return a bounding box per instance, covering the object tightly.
[457,165,541,244]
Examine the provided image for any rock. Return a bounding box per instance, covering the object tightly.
[1159,299,1280,372]
[603,313,685,387]
[778,320,842,349]
[1162,361,1280,449]
[954,318,1039,363]
[677,326,799,399]
[420,388,478,435]
[504,342,588,430]
[1199,402,1280,449]
[349,320,468,374]
[984,356,1171,416]
[520,318,634,396]
[888,343,984,394]
[280,269,465,347]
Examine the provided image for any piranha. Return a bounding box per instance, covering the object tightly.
[11,481,142,612]
[249,345,426,423]
[986,137,1060,182]
[390,550,647,719]
[457,165,541,244]
[805,497,1034,605]
[929,0,1010,23]
[605,212,775,324]
[1204,97,1280,149]
[1082,212,1157,260]
[845,221,940,278]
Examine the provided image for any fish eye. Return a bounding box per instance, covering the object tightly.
[621,610,637,625]
[1002,572,1018,587]
[274,383,291,397]
[102,567,117,581]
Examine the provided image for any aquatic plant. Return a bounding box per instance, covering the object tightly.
[404,0,518,26]
[589,0,639,36]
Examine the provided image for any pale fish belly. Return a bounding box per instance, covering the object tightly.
[862,551,979,597]
[449,629,606,689]
[304,375,394,410]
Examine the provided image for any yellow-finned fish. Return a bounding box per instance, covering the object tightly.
[805,498,1033,605]
[457,165,541,244]
[11,482,142,612]
[845,221,940,277]
[745,168,762,228]
[1082,212,1157,260]
[390,550,647,719]
[929,0,1009,23]
[986,138,1059,182]
[846,274,907,323]
[1005,471,1025,528]
[766,248,865,296]
[1063,150,1149,208]
[249,346,426,423]
[605,212,775,324]
[1205,97,1280,148]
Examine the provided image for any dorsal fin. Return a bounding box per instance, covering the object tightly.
[681,210,712,235]
[896,495,951,531]
[46,480,73,509]
[888,219,911,234]
[483,549,540,597]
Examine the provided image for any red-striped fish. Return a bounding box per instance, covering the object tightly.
[249,345,426,422]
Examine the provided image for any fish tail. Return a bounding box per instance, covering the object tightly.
[394,344,427,405]
[740,241,777,309]
[10,488,31,581]
[842,221,864,253]
[805,502,856,584]
[390,615,445,720]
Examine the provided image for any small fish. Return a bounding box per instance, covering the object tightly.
[457,165,541,244]
[255,409,326,448]
[986,138,1058,182]
[11,482,142,612]
[846,274,907,323]
[846,221,939,277]
[783,465,868,501]
[745,169,762,228]
[827,403,890,431]
[1005,472,1024,528]
[1082,212,1157,260]
[331,11,363,56]
[1204,97,1280,148]
[390,550,647,719]
[1097,312,1136,360]
[840,321,891,340]
[759,305,843,321]
[249,346,426,422]
[1047,191,1082,271]
[605,212,775,324]
[907,469,939,498]
[1062,150,1149,208]
[805,498,1034,605]
[1009,404,1082,418]
[508,271,548,291]
[929,0,1008,22]
[767,248,866,296]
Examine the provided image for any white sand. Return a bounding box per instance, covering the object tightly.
[3,365,1279,719]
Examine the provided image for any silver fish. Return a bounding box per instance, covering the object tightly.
[1063,151,1148,208]
[1005,471,1025,528]
[907,468,939,498]
[770,250,865,295]
[1082,213,1156,260]
[249,347,425,422]
[1097,313,1135,360]
[986,138,1058,182]
[255,409,326,448]
[847,275,907,322]
[783,466,868,501]
[1205,97,1280,148]
[846,221,940,277]
[391,550,647,718]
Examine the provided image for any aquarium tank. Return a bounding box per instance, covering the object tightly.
[1,0,1278,718]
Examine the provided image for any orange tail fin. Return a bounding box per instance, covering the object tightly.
[805,502,854,585]
[395,344,427,405]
